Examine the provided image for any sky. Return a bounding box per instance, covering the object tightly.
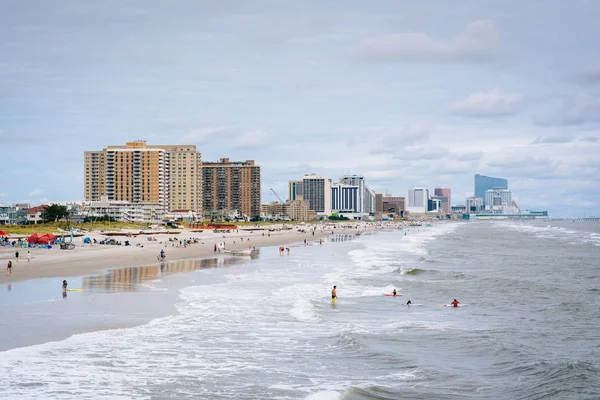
[0,0,599,218]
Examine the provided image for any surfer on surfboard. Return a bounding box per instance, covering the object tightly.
[450,299,460,307]
[392,288,397,296]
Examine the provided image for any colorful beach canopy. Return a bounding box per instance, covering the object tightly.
[28,233,57,244]
[0,230,9,236]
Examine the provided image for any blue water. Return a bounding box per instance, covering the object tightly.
[1,222,599,399]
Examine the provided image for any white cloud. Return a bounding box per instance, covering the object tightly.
[393,145,449,160]
[357,20,500,63]
[578,62,600,83]
[533,93,597,126]
[531,136,573,144]
[370,123,432,154]
[448,89,523,116]
[231,129,274,150]
[28,188,44,197]
[0,192,7,198]
[182,126,237,143]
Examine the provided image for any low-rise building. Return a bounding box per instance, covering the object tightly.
[261,200,310,221]
[0,204,18,225]
[26,205,49,224]
[84,197,163,222]
[286,199,310,221]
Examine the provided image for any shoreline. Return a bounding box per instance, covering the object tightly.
[0,222,406,284]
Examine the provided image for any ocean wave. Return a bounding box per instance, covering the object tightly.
[418,257,440,264]
[491,359,599,399]
[341,385,413,400]
[399,267,427,275]
[305,390,342,400]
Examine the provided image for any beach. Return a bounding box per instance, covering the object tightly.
[1,220,599,398]
[0,222,402,283]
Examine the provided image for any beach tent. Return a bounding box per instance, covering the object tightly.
[0,230,9,236]
[28,233,43,244]
[37,233,57,244]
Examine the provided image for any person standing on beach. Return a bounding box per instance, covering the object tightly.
[27,251,31,263]
[15,250,19,262]
[6,260,12,275]
[62,280,68,296]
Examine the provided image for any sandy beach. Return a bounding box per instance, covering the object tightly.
[0,222,407,283]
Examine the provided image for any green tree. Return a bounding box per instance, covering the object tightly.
[40,205,69,223]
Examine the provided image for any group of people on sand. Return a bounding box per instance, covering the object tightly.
[5,250,33,275]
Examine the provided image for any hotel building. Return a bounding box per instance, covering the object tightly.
[84,141,201,212]
[475,174,508,206]
[406,187,429,214]
[331,183,360,213]
[288,180,304,201]
[202,158,261,218]
[302,174,332,215]
[434,187,451,213]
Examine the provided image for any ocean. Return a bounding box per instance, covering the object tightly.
[1,221,599,399]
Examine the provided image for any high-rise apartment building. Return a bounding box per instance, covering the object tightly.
[302,174,332,215]
[202,158,261,218]
[474,174,508,206]
[406,187,429,214]
[84,141,201,212]
[434,187,451,213]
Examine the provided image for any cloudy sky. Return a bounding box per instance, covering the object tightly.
[1,0,599,217]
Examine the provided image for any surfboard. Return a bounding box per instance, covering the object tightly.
[383,293,402,296]
[67,289,84,292]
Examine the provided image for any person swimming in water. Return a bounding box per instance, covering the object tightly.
[406,298,412,305]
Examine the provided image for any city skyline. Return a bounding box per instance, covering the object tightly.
[1,1,599,218]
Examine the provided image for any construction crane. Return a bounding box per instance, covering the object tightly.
[270,188,284,204]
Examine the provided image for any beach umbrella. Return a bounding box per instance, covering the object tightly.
[0,230,9,236]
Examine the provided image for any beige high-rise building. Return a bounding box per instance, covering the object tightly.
[84,141,202,212]
[202,158,261,218]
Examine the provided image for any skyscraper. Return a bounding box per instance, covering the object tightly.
[302,174,332,215]
[474,174,508,206]
[202,158,261,218]
[331,183,360,212]
[84,141,201,212]
[406,187,429,213]
[339,175,365,212]
[434,187,451,213]
[288,180,303,201]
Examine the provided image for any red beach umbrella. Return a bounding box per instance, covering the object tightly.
[0,230,9,236]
